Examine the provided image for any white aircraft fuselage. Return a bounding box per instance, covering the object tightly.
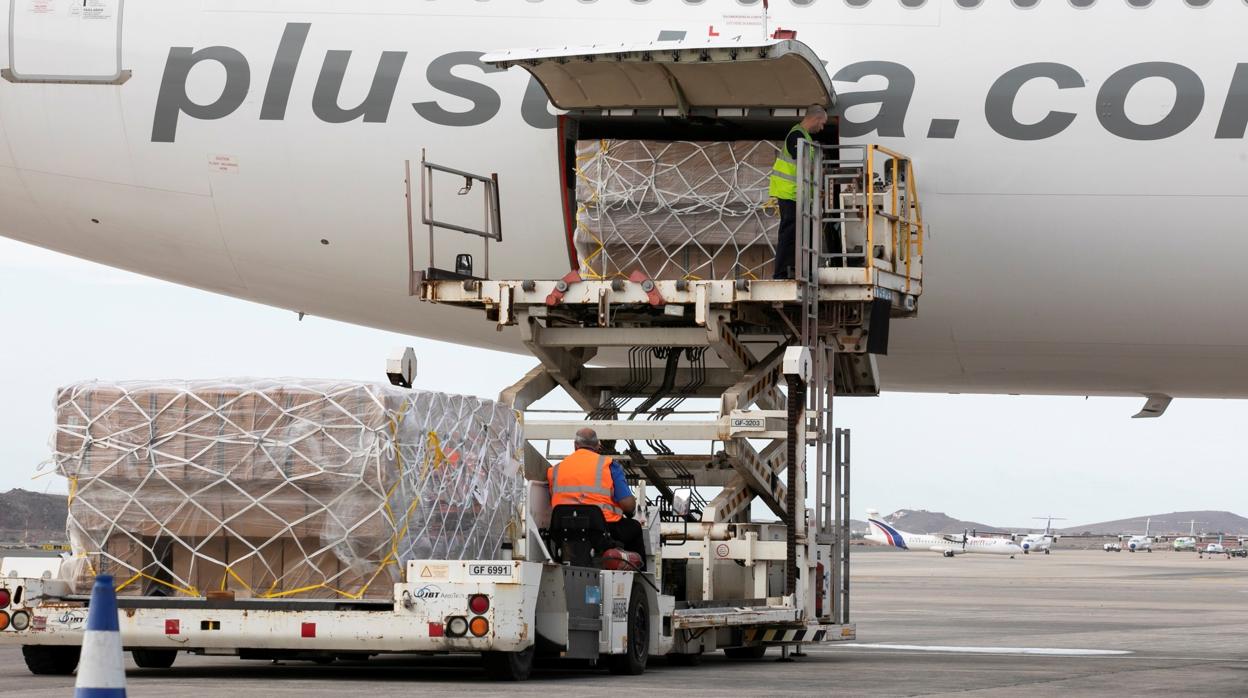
[2,1,1247,397]
[1018,534,1055,555]
[866,515,1022,557]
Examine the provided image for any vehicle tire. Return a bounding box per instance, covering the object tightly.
[607,580,650,676]
[132,648,178,669]
[483,645,535,681]
[22,645,81,675]
[724,646,768,660]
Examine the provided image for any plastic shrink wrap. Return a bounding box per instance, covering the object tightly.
[53,380,524,599]
[575,139,781,280]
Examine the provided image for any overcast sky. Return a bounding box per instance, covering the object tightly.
[2,237,1244,531]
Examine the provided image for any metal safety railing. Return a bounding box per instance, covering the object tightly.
[404,151,502,293]
[794,141,925,293]
[864,144,924,291]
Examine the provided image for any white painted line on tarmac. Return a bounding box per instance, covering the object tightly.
[826,643,1132,656]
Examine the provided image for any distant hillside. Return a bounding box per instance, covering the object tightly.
[883,509,1005,534]
[0,489,67,544]
[1059,511,1248,536]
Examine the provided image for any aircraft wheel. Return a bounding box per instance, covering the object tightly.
[1044,549,1051,555]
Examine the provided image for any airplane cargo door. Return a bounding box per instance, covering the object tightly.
[4,0,128,83]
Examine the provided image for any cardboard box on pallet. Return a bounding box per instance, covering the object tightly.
[574,139,780,281]
[55,384,182,481]
[55,379,523,601]
[70,533,395,600]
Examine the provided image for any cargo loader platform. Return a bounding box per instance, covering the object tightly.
[410,38,930,662]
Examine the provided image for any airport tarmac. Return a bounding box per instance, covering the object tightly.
[1,549,1244,696]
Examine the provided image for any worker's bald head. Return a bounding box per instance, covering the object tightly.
[574,428,601,453]
[803,104,829,134]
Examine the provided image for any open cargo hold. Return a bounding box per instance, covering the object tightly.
[53,379,524,599]
[574,139,780,281]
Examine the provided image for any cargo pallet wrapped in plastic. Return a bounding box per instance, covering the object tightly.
[52,380,524,600]
[575,139,781,281]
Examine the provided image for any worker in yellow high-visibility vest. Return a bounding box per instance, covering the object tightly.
[769,105,829,280]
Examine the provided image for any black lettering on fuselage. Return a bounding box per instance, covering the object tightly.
[1097,62,1204,141]
[1215,64,1248,140]
[260,23,311,121]
[313,50,408,124]
[521,75,556,130]
[148,25,1234,145]
[152,46,251,143]
[411,51,504,127]
[830,61,914,138]
[985,63,1085,140]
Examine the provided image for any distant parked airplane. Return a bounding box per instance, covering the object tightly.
[1016,516,1064,555]
[1172,537,1198,552]
[1173,519,1206,551]
[1121,519,1154,553]
[865,510,1022,559]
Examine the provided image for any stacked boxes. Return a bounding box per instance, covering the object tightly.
[575,139,780,280]
[54,380,524,599]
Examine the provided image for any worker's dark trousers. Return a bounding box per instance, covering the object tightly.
[607,518,647,568]
[773,198,796,279]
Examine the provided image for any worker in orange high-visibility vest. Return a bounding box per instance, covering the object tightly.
[548,427,646,565]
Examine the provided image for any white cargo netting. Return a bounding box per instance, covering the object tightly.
[575,139,781,281]
[53,379,524,599]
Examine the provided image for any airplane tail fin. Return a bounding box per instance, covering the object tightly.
[865,510,907,549]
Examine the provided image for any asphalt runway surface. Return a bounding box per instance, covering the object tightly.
[3,549,1245,696]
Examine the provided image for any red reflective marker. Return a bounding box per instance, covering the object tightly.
[165,619,180,635]
[428,622,445,638]
[301,622,316,638]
